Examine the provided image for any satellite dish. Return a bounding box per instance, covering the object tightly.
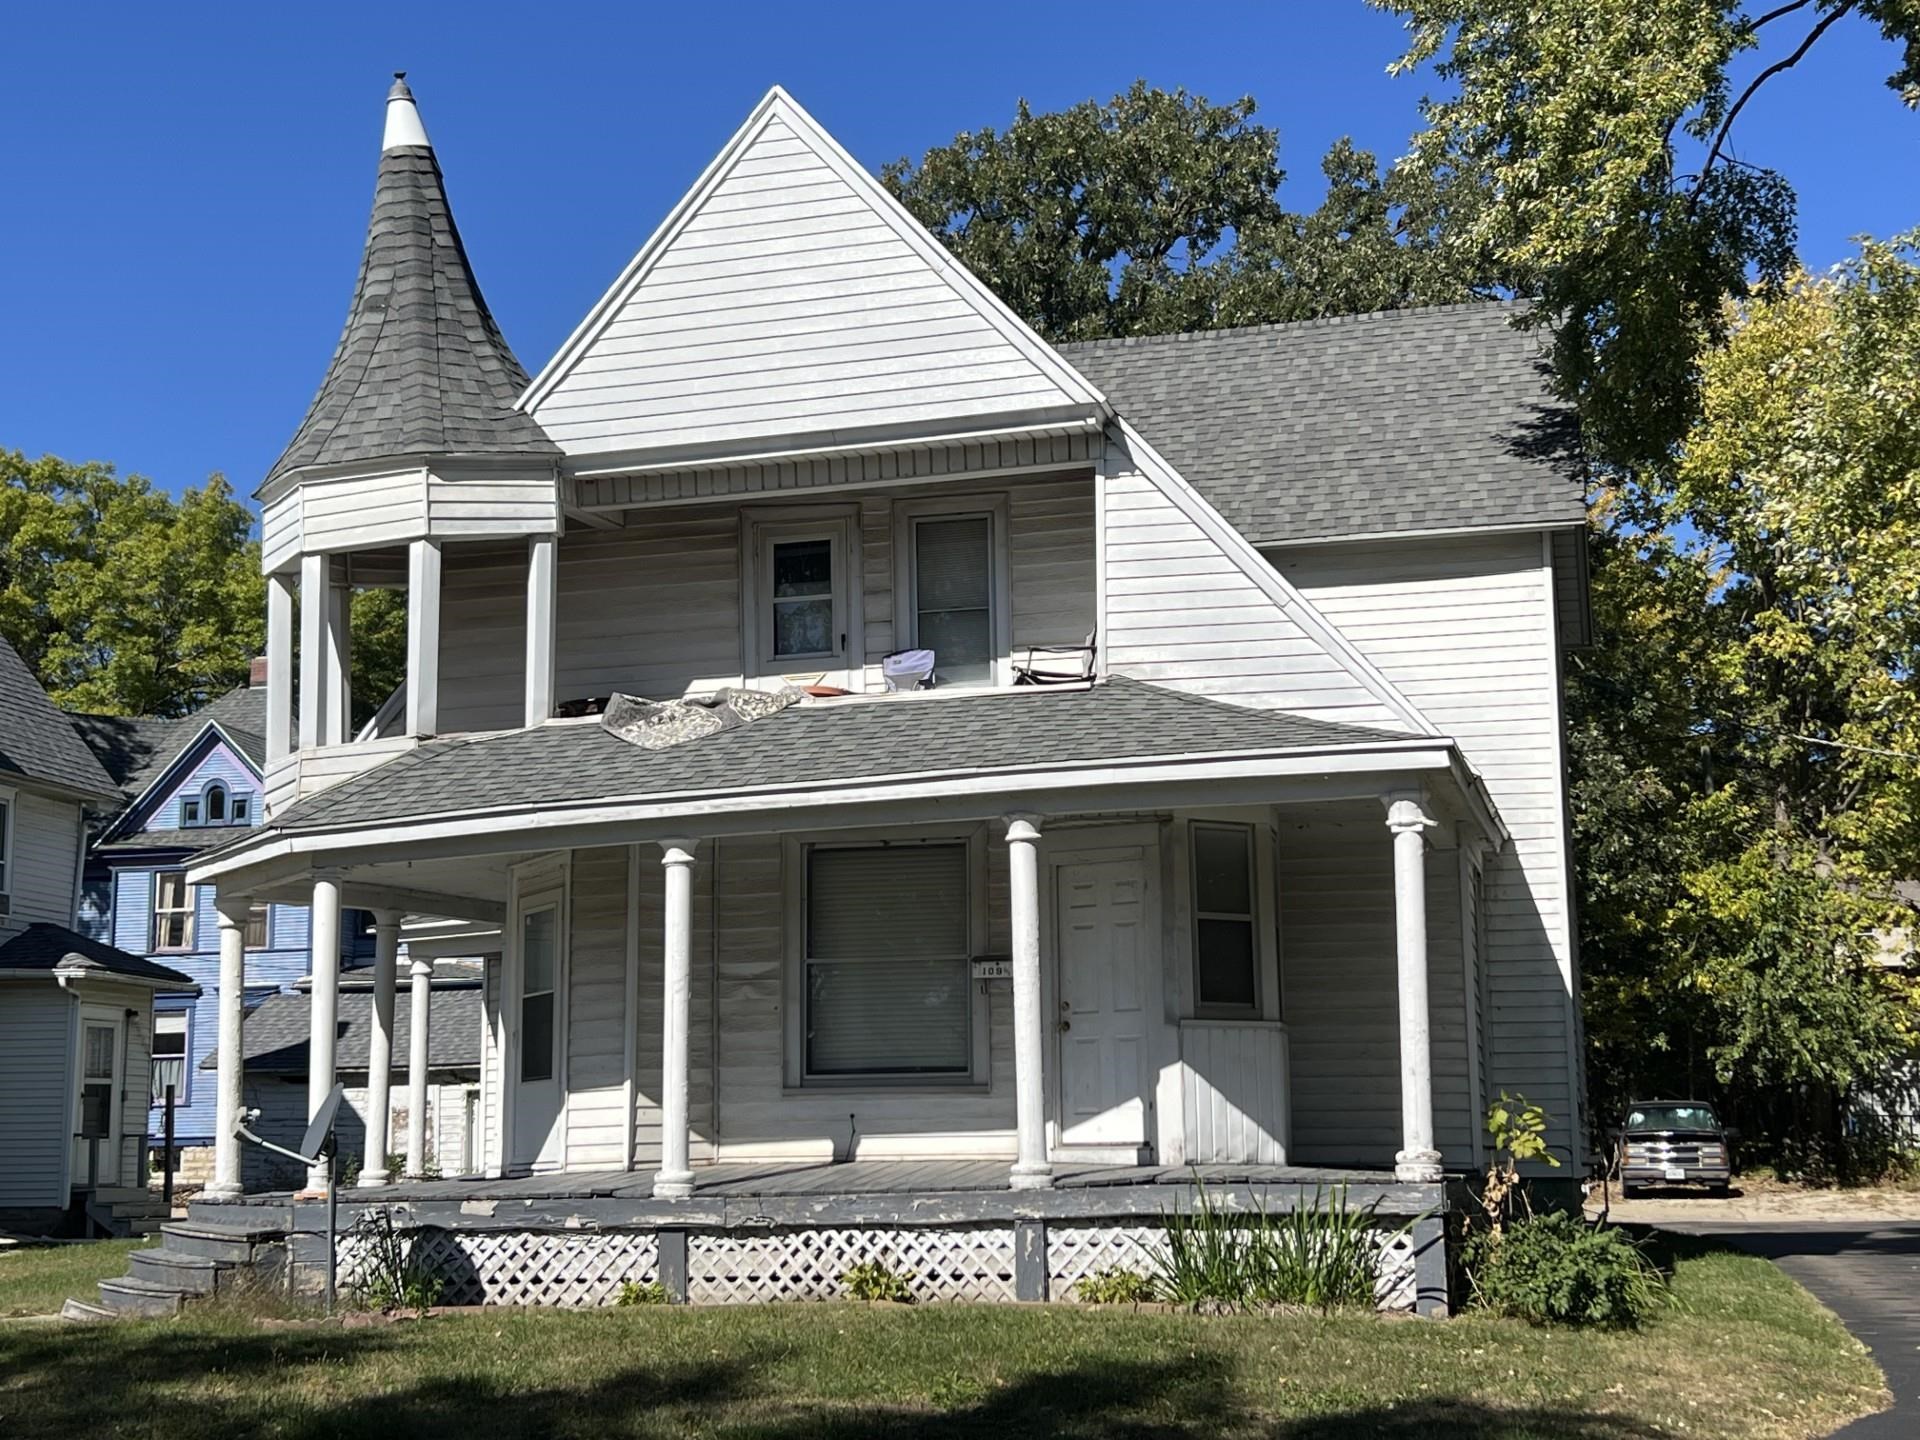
[299,1082,349,1161]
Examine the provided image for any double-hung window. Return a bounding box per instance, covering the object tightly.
[895,498,1007,689]
[748,514,856,684]
[151,1010,188,1104]
[803,843,972,1080]
[1192,822,1260,1013]
[152,872,196,952]
[244,902,271,951]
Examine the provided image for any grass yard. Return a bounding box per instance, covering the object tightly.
[0,1238,149,1319]
[0,1233,1888,1439]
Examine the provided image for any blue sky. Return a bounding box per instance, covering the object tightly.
[3,0,1914,499]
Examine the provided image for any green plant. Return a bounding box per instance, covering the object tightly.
[347,1208,443,1314]
[1463,1211,1664,1328]
[1481,1092,1560,1238]
[1146,1180,1397,1312]
[616,1280,670,1306]
[340,1153,362,1189]
[841,1258,915,1303]
[1074,1267,1156,1305]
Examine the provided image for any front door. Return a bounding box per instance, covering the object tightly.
[1054,856,1151,1151]
[510,892,566,1172]
[72,1007,125,1187]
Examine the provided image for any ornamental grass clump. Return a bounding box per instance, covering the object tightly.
[1147,1180,1395,1312]
[347,1208,443,1315]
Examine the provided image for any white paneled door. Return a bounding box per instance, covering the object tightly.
[1054,856,1150,1151]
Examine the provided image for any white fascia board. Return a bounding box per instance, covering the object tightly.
[40,966,201,995]
[518,86,1109,421]
[186,738,1460,881]
[1110,418,1444,739]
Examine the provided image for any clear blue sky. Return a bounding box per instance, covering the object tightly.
[4,0,1914,499]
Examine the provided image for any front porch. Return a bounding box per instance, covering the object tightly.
[189,1158,1451,1311]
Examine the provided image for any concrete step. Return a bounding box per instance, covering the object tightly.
[162,1219,286,1265]
[90,1187,155,1205]
[59,1298,117,1324]
[128,1217,169,1238]
[96,1275,184,1318]
[128,1249,221,1296]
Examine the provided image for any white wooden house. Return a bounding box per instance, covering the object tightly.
[173,79,1587,1312]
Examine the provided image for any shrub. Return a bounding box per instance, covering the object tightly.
[1147,1181,1395,1312]
[616,1280,669,1306]
[1075,1267,1155,1305]
[348,1208,444,1314]
[841,1258,915,1303]
[1464,1212,1664,1328]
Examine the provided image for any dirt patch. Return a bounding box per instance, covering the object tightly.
[1588,1176,1920,1225]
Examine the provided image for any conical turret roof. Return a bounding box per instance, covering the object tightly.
[266,75,556,487]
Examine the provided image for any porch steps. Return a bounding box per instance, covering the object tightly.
[82,1186,173,1239]
[87,1220,287,1319]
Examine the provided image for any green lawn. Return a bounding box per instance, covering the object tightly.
[0,1238,149,1318]
[0,1234,1888,1439]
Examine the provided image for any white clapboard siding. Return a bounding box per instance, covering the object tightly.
[1271,535,1577,1151]
[565,847,631,1168]
[0,983,71,1208]
[260,471,558,574]
[289,736,419,803]
[4,790,84,940]
[437,540,532,734]
[299,469,429,554]
[481,957,500,1175]
[1277,802,1473,1168]
[425,475,561,538]
[261,492,305,575]
[1179,1021,1290,1164]
[529,98,1097,461]
[1101,452,1413,730]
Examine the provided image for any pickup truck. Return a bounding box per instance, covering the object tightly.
[1617,1100,1734,1196]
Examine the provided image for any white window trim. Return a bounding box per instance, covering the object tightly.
[152,871,196,953]
[244,900,272,952]
[183,778,253,829]
[891,494,1013,689]
[781,827,990,1090]
[0,783,13,913]
[499,854,570,1173]
[151,1007,190,1107]
[740,505,864,690]
[1186,819,1282,1021]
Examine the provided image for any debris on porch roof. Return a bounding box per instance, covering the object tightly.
[602,684,803,751]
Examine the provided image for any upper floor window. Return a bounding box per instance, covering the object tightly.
[0,786,12,914]
[152,872,196,951]
[743,509,860,687]
[894,497,1008,689]
[245,901,271,951]
[181,779,252,828]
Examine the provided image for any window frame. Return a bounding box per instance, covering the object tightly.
[182,778,252,829]
[0,784,13,913]
[740,506,863,689]
[782,829,990,1090]
[891,494,1012,689]
[151,871,197,953]
[244,901,271,952]
[150,1007,190,1106]
[1189,821,1267,1019]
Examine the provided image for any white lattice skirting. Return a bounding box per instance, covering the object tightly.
[341,1229,660,1307]
[690,1225,1017,1304]
[1048,1222,1418,1311]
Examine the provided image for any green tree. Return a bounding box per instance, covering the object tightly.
[1377,0,1920,472]
[1,451,264,717]
[1569,237,1920,1175]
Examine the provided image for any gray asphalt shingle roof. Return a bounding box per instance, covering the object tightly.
[0,636,117,798]
[236,678,1411,839]
[265,93,557,487]
[1059,302,1586,546]
[203,985,482,1074]
[0,923,196,988]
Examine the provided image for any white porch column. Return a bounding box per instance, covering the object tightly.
[325,579,352,745]
[361,910,402,1186]
[266,573,294,767]
[206,893,251,1199]
[406,954,433,1178]
[1006,814,1053,1190]
[406,538,441,737]
[524,534,556,728]
[297,553,330,750]
[305,871,343,1192]
[1386,793,1443,1183]
[653,839,698,1199]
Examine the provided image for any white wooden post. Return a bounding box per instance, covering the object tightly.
[361,910,402,1186]
[1006,814,1053,1190]
[525,534,556,728]
[266,573,294,766]
[407,955,433,1177]
[305,871,343,1192]
[653,839,698,1199]
[406,538,441,737]
[325,579,352,745]
[206,893,251,1199]
[1385,793,1443,1183]
[298,553,329,751]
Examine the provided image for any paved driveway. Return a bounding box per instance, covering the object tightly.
[1670,1220,1920,1439]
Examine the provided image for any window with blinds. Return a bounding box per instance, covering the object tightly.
[912,514,994,687]
[151,1010,188,1104]
[805,844,971,1078]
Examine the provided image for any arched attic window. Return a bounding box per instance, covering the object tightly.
[182,779,252,828]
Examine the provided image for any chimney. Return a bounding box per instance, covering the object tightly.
[248,655,269,688]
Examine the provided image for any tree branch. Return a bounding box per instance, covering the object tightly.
[1745,0,1816,32]
[1703,1,1858,176]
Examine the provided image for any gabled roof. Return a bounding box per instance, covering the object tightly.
[77,689,270,847]
[0,923,197,991]
[1060,303,1586,547]
[264,76,557,490]
[203,985,482,1074]
[0,636,117,800]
